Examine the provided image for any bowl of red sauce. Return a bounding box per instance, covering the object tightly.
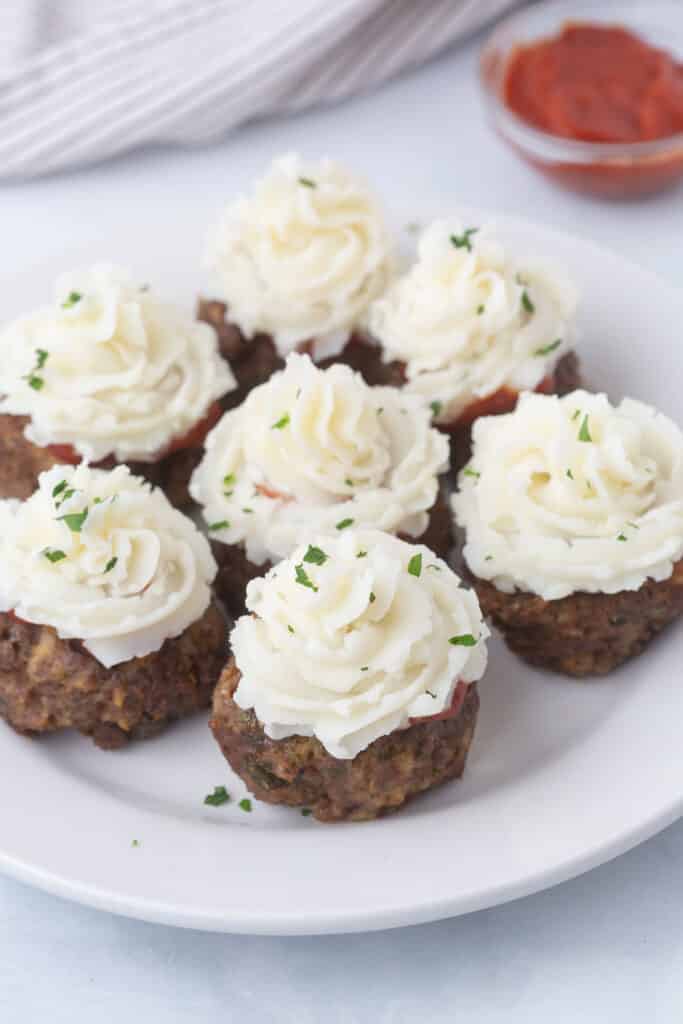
[480,1,683,198]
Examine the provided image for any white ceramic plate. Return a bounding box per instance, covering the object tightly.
[1,210,682,936]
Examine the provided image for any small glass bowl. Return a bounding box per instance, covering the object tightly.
[480,0,683,199]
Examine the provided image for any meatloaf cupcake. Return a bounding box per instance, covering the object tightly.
[190,353,451,617]
[452,390,683,676]
[0,264,236,506]
[368,219,580,470]
[0,463,225,749]
[211,529,489,821]
[198,153,394,402]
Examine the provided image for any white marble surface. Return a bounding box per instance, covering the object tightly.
[2,30,683,1024]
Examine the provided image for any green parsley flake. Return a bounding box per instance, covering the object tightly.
[223,473,235,488]
[52,480,68,499]
[356,550,368,558]
[477,304,485,315]
[627,521,640,530]
[301,808,313,817]
[345,478,354,487]
[521,290,535,314]
[449,634,476,647]
[369,592,376,603]
[204,786,230,807]
[336,518,354,530]
[57,507,88,533]
[430,400,442,418]
[242,507,254,514]
[298,177,316,189]
[56,488,76,508]
[578,414,592,443]
[43,548,66,563]
[450,227,478,252]
[24,348,50,391]
[131,839,140,848]
[427,564,442,571]
[239,798,252,813]
[303,545,328,565]
[535,338,562,356]
[617,533,628,542]
[566,468,574,480]
[208,520,230,532]
[287,625,295,634]
[485,555,493,561]
[426,690,437,699]
[271,413,290,430]
[61,291,82,310]
[572,409,581,421]
[407,552,422,577]
[463,467,480,479]
[295,563,318,592]
[361,666,369,672]
[104,557,118,574]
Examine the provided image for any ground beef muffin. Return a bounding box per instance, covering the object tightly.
[452,390,683,676]
[0,264,236,506]
[368,219,581,471]
[0,463,225,748]
[198,153,394,402]
[210,530,488,821]
[190,353,451,617]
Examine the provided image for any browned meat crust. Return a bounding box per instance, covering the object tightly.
[446,351,583,475]
[211,483,453,620]
[472,560,683,677]
[210,658,479,822]
[0,413,201,507]
[0,602,227,749]
[196,298,395,400]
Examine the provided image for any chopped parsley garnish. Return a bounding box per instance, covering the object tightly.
[204,786,230,807]
[477,304,485,315]
[617,533,628,542]
[295,563,318,591]
[361,666,369,672]
[578,414,592,443]
[24,348,50,391]
[242,507,254,514]
[376,407,384,415]
[369,591,376,603]
[449,634,476,647]
[430,400,442,418]
[426,690,437,699]
[427,564,442,571]
[521,290,535,314]
[407,552,422,577]
[627,521,640,530]
[271,413,290,430]
[485,555,493,561]
[56,488,76,508]
[43,548,66,563]
[223,473,235,488]
[535,338,561,356]
[56,507,88,533]
[298,177,316,189]
[450,227,478,252]
[52,480,68,499]
[61,291,82,309]
[303,545,328,565]
[239,798,252,812]
[356,550,367,558]
[287,625,295,634]
[301,808,313,817]
[208,520,230,531]
[104,557,118,574]
[566,468,574,480]
[572,409,581,421]
[131,839,140,847]
[336,518,354,530]
[463,467,480,479]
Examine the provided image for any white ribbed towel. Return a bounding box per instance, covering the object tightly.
[0,0,517,179]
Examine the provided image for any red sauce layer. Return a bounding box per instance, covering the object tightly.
[456,371,554,429]
[505,23,683,144]
[46,401,223,467]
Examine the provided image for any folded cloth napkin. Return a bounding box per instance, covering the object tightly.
[0,0,517,179]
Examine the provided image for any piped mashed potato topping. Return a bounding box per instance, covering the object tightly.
[0,464,217,667]
[190,353,450,565]
[205,153,394,359]
[230,529,488,759]
[453,390,683,600]
[369,219,577,422]
[0,264,235,462]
